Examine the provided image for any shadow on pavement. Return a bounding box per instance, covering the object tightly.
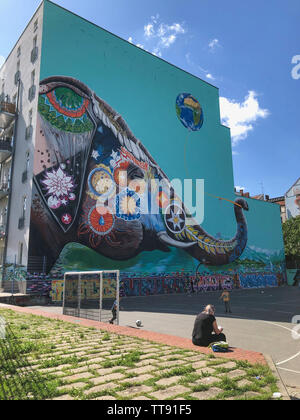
[120,286,300,324]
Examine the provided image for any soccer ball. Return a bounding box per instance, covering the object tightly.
[136,320,142,327]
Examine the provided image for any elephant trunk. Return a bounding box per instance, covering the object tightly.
[159,197,249,266]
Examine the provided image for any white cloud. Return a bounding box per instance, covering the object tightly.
[142,16,186,57]
[208,38,220,51]
[0,55,5,68]
[144,24,155,38]
[206,73,215,81]
[219,91,270,146]
[128,37,145,51]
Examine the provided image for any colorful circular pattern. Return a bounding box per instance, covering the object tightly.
[47,88,89,118]
[61,213,72,225]
[176,93,204,132]
[88,165,115,201]
[116,189,141,221]
[88,206,115,235]
[164,203,186,234]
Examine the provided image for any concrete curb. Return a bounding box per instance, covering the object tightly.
[264,353,290,400]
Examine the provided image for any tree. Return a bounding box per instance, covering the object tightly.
[282,216,300,267]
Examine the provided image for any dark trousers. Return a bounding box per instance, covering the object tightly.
[110,308,117,324]
[224,301,232,313]
[193,333,227,347]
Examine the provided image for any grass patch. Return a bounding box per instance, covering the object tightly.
[159,365,195,379]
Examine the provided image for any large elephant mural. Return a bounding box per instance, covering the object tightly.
[29,76,249,274]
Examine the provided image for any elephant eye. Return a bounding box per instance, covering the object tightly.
[38,86,94,133]
[127,165,144,181]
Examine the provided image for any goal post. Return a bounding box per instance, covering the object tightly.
[63,270,120,324]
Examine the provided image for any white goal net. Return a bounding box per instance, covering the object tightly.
[63,271,120,324]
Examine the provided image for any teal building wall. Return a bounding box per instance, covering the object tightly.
[27,1,286,296]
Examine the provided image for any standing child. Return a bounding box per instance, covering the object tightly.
[109,298,122,324]
[220,290,232,314]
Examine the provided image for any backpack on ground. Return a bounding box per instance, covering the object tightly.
[209,341,229,353]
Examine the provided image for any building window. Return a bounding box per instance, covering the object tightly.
[25,151,30,171]
[31,37,38,63]
[34,19,38,32]
[29,109,33,125]
[31,70,35,85]
[0,83,4,102]
[18,242,23,266]
[22,152,30,183]
[18,197,26,230]
[28,71,36,101]
[26,110,33,139]
[22,196,27,218]
[17,46,21,58]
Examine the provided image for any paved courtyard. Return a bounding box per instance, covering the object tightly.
[25,285,300,397]
[0,307,280,400]
[118,286,300,398]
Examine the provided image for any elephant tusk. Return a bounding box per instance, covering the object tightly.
[158,232,197,249]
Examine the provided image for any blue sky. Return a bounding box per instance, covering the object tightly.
[0,0,299,197]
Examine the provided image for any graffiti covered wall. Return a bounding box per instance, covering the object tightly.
[27,1,286,297]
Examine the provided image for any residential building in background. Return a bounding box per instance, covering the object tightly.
[0,0,286,296]
[285,178,300,220]
[267,196,287,223]
[235,188,287,224]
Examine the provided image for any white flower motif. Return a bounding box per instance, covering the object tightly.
[110,150,120,168]
[42,168,74,198]
[92,150,100,160]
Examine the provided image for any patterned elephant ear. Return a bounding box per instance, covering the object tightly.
[35,77,98,233]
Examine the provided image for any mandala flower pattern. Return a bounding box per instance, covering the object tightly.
[78,197,119,249]
[116,188,141,221]
[88,164,115,201]
[42,167,76,210]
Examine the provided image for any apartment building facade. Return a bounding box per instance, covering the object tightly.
[0,4,43,289]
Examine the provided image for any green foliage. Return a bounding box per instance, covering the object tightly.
[282,216,300,260]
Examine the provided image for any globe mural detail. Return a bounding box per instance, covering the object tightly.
[176,93,204,131]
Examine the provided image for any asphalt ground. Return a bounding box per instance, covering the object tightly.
[118,286,300,392]
[28,286,300,394]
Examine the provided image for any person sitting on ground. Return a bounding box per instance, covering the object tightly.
[192,304,226,347]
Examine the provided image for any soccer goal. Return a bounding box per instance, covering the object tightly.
[63,271,120,324]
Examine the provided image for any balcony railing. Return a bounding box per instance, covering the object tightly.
[0,224,6,239]
[0,102,16,115]
[0,138,12,153]
[0,182,9,192]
